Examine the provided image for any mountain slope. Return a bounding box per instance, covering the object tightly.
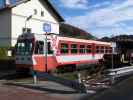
[59,23,96,40]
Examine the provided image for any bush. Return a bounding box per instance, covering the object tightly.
[0,47,13,59]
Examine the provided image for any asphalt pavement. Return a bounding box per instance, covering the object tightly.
[0,71,133,100]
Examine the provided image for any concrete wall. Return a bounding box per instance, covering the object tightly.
[0,9,11,47]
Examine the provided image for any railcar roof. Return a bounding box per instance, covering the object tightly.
[58,36,111,45]
[17,33,111,46]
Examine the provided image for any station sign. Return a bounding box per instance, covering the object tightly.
[43,23,51,33]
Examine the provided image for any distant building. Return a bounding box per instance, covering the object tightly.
[0,0,64,47]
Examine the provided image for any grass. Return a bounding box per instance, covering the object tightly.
[58,72,78,80]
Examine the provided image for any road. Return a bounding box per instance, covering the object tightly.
[81,75,133,100]
[0,71,133,100]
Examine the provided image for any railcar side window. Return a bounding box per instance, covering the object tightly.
[86,45,92,53]
[96,46,100,53]
[109,47,112,53]
[60,43,68,54]
[80,45,86,53]
[35,41,44,54]
[100,46,104,53]
[71,44,77,54]
[105,47,108,53]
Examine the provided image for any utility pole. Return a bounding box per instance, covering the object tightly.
[43,23,51,73]
[45,32,48,72]
[111,42,116,84]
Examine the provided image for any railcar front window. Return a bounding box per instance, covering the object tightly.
[16,41,33,55]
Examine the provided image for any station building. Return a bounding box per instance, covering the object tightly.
[0,0,64,47]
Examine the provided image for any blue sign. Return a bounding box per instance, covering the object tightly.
[43,23,51,33]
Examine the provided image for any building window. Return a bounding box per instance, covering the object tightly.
[34,9,37,15]
[41,11,44,17]
[60,43,68,54]
[71,44,77,54]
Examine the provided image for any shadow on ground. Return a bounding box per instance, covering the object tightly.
[5,82,79,94]
[37,72,86,93]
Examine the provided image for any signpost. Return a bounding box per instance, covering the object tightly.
[43,23,51,73]
[111,42,116,84]
[32,23,51,84]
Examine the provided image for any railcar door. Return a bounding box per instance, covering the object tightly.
[33,41,57,72]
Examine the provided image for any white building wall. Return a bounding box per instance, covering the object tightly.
[11,0,59,46]
[0,9,11,47]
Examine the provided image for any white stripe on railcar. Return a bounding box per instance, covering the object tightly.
[56,54,104,63]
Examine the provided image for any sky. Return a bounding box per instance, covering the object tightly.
[50,0,133,38]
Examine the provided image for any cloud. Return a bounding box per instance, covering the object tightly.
[88,1,111,9]
[59,0,89,9]
[66,0,133,38]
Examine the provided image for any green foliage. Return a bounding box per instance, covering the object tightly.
[62,73,78,80]
[0,47,11,59]
[60,23,96,40]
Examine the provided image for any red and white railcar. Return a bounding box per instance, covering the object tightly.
[15,33,112,72]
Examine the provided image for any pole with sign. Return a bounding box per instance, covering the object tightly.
[43,23,51,73]
[111,42,116,84]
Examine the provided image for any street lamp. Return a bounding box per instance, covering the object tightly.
[24,15,33,33]
[24,14,37,84]
[45,32,48,72]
